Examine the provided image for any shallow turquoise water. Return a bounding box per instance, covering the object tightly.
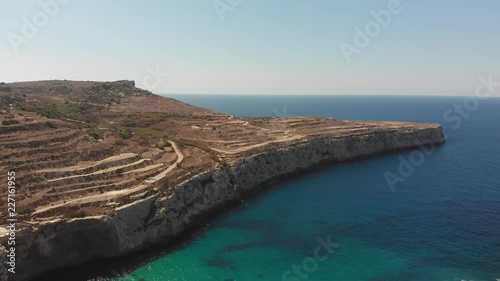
[39,96,500,281]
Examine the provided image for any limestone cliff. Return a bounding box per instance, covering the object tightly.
[1,126,445,281]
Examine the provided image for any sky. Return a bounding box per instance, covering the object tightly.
[1,0,500,95]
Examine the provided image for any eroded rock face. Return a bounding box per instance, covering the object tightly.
[232,127,444,191]
[1,126,445,281]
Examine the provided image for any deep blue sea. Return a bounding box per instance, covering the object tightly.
[40,95,500,281]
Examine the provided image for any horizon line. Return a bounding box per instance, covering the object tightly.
[159,93,497,98]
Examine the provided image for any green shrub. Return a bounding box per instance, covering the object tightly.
[87,128,104,140]
[118,128,133,139]
[156,141,171,150]
[46,121,57,128]
[1,119,19,125]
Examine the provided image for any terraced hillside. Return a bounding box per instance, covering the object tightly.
[0,80,439,224]
[0,80,447,281]
[0,81,220,223]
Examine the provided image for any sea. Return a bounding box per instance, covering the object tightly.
[37,95,500,281]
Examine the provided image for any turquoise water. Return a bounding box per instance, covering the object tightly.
[38,96,500,281]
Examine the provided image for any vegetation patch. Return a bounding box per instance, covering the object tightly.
[23,98,90,122]
[118,128,133,139]
[46,121,57,128]
[1,119,20,125]
[87,128,104,140]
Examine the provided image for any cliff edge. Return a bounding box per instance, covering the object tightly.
[0,81,445,280]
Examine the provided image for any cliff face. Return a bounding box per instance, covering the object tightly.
[3,126,445,281]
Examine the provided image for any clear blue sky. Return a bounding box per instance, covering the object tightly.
[1,0,500,95]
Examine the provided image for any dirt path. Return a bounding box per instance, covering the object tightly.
[145,141,183,183]
[39,153,137,173]
[33,184,150,214]
[34,141,184,215]
[210,134,304,154]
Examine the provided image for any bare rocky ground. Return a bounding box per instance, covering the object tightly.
[0,80,438,228]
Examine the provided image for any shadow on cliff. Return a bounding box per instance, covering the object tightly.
[31,147,438,281]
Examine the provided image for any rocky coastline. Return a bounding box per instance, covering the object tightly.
[0,125,445,281]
